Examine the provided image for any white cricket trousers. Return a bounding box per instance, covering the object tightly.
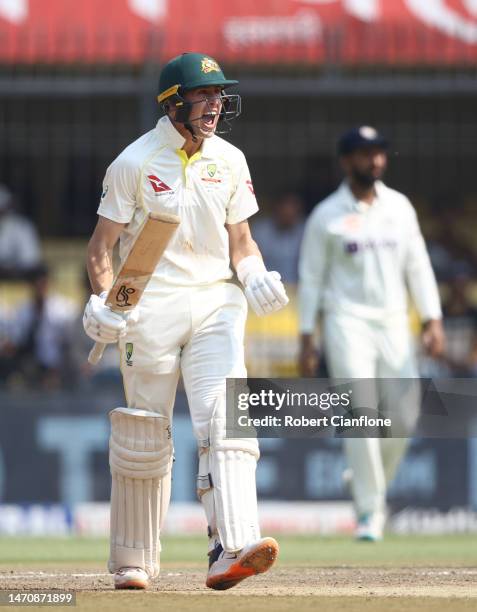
[118,280,248,443]
[323,311,420,517]
[114,280,261,561]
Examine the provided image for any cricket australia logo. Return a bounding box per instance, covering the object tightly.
[201,57,220,73]
[201,163,222,184]
[125,342,134,366]
[115,284,135,307]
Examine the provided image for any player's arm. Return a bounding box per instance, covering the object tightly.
[83,216,129,345]
[227,220,289,316]
[87,215,126,294]
[298,212,328,376]
[404,206,445,358]
[227,219,262,268]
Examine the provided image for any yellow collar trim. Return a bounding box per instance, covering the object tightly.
[175,148,202,167]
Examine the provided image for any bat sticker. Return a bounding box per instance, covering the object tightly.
[116,285,136,307]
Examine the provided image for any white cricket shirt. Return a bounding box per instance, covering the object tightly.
[298,181,442,332]
[97,116,258,286]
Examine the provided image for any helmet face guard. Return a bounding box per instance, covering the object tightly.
[160,89,241,135]
[218,93,241,133]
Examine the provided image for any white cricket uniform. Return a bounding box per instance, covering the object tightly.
[98,116,261,569]
[298,181,442,518]
[98,115,258,438]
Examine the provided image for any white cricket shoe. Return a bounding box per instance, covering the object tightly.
[355,512,385,542]
[206,537,279,590]
[114,566,149,590]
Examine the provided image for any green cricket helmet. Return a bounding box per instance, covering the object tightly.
[157,52,241,134]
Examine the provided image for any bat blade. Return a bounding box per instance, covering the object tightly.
[88,211,180,365]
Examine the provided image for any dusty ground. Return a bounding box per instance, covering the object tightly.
[1,564,476,611]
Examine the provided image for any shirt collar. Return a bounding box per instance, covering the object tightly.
[199,134,220,159]
[155,116,187,149]
[155,116,220,159]
[341,180,385,212]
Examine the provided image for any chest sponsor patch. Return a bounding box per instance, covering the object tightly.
[344,239,398,254]
[148,175,174,194]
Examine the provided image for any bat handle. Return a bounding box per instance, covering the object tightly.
[88,342,106,365]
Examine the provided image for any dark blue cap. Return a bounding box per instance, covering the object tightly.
[338,126,388,156]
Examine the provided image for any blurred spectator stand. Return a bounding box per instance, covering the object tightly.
[252,193,305,284]
[0,185,41,280]
[0,264,78,390]
[441,263,477,377]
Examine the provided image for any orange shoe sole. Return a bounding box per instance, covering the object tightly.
[206,537,279,591]
[114,577,148,590]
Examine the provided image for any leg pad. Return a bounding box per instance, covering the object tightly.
[108,407,173,578]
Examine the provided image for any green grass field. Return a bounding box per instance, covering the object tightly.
[1,533,476,567]
[1,535,476,611]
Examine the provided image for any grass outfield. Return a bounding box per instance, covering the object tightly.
[1,534,476,567]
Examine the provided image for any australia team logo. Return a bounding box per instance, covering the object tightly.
[201,57,220,73]
[201,163,222,184]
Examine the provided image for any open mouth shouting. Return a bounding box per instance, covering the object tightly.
[201,111,219,129]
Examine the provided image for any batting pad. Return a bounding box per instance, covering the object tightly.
[108,407,173,578]
[203,406,261,551]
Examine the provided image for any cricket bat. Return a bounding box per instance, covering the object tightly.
[88,211,181,365]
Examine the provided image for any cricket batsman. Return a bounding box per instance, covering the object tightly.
[298,126,445,540]
[83,53,288,590]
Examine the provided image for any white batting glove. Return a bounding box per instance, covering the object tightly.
[83,292,129,344]
[237,256,289,317]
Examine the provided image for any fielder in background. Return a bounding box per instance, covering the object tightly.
[83,52,288,590]
[298,126,445,541]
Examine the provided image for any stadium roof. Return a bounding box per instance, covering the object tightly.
[0,0,476,65]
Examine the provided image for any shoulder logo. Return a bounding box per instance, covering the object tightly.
[101,185,109,199]
[201,57,220,73]
[246,180,255,195]
[148,175,172,194]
